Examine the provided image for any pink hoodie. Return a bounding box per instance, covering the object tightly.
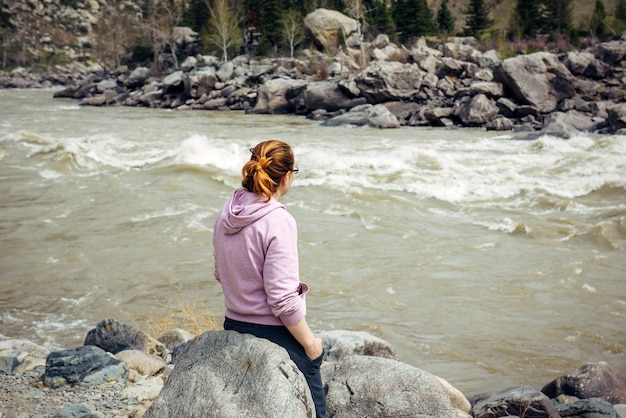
[213,188,308,326]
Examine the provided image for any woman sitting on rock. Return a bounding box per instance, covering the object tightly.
[212,139,329,418]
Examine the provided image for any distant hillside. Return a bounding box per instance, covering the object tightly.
[428,0,619,35]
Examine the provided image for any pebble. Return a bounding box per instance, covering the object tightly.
[0,367,153,418]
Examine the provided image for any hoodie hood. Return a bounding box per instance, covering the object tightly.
[222,188,284,235]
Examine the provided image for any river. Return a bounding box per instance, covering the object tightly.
[1,88,624,395]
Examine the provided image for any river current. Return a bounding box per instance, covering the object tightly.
[1,89,624,395]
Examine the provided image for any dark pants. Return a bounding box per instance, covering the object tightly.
[224,317,329,418]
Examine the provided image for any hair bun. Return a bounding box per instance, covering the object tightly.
[257,155,272,171]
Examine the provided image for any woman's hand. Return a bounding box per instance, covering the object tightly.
[304,337,323,360]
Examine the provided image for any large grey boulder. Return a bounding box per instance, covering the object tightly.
[541,361,626,405]
[304,8,360,52]
[321,104,400,128]
[607,103,626,132]
[595,38,626,67]
[324,355,458,418]
[0,338,50,373]
[355,61,424,104]
[44,345,128,388]
[470,386,560,418]
[319,330,397,362]
[248,78,308,114]
[84,318,167,359]
[494,52,575,113]
[144,331,314,418]
[540,110,601,138]
[124,66,151,88]
[456,94,499,126]
[304,81,366,112]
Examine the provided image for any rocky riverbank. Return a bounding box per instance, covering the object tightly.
[2,31,626,138]
[1,319,626,418]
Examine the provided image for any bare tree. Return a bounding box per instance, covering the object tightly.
[343,0,366,38]
[93,0,141,70]
[280,9,305,58]
[141,0,187,74]
[343,0,366,68]
[203,0,242,62]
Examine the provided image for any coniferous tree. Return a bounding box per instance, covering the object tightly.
[183,0,211,33]
[392,0,408,41]
[462,0,493,38]
[437,0,455,35]
[513,0,544,37]
[364,0,395,36]
[617,0,626,20]
[544,0,572,36]
[590,0,606,38]
[392,0,436,43]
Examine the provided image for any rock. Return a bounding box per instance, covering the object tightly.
[188,67,218,99]
[304,8,360,52]
[435,376,473,417]
[355,61,424,103]
[607,103,626,131]
[247,78,308,114]
[496,97,518,118]
[115,350,166,376]
[0,338,50,359]
[84,319,167,359]
[321,104,400,128]
[216,61,234,82]
[424,106,456,126]
[323,355,458,418]
[541,361,626,404]
[3,348,47,375]
[44,345,128,388]
[180,56,197,71]
[494,52,575,113]
[383,101,422,123]
[540,110,600,138]
[410,44,443,64]
[457,94,499,126]
[595,39,626,67]
[470,81,503,98]
[124,67,151,88]
[304,81,366,112]
[562,51,610,79]
[51,404,105,418]
[552,395,619,418]
[437,57,465,78]
[96,79,117,93]
[319,330,398,362]
[486,116,515,131]
[615,404,626,418]
[470,385,560,418]
[371,43,403,62]
[122,375,164,402]
[157,328,192,353]
[144,330,314,418]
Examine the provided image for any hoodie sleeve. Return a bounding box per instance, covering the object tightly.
[262,209,307,326]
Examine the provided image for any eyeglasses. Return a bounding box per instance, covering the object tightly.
[292,167,299,175]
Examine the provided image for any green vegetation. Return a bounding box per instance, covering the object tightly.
[437,0,455,35]
[1,0,624,72]
[462,0,494,38]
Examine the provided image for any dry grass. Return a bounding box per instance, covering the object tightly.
[140,296,222,339]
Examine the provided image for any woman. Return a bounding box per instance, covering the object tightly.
[212,140,329,418]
